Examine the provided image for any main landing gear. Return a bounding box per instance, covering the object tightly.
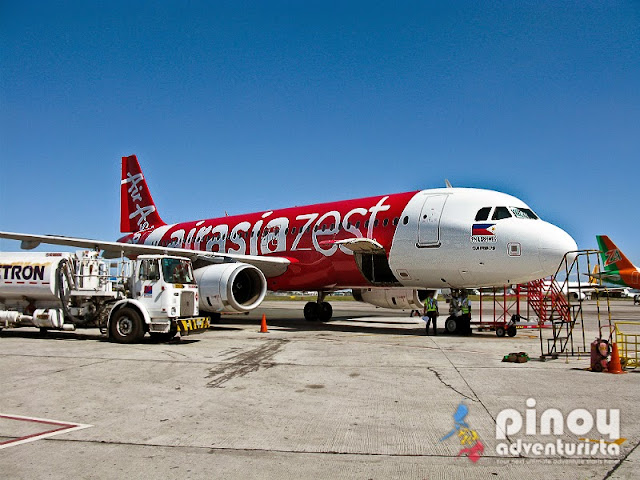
[304,292,333,322]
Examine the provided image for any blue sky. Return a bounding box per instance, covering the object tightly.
[1,1,639,260]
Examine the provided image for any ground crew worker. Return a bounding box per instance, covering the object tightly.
[460,290,472,335]
[423,291,439,335]
[449,290,461,317]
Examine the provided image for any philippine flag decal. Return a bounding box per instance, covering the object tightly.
[471,224,497,243]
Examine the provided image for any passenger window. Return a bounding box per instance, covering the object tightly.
[393,217,399,226]
[475,207,491,221]
[291,227,296,235]
[492,207,512,220]
[402,216,409,225]
[383,218,389,227]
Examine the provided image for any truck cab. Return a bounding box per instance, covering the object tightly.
[109,255,203,343]
[131,255,198,319]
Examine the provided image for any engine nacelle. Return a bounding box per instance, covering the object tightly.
[352,288,433,310]
[567,290,589,301]
[194,263,267,313]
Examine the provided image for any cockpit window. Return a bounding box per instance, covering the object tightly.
[509,207,539,220]
[475,207,491,221]
[492,206,512,220]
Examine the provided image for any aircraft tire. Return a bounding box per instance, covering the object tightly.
[496,326,506,337]
[110,307,144,343]
[304,302,320,321]
[319,302,333,322]
[445,316,458,334]
[507,325,517,337]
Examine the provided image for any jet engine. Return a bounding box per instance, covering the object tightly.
[194,263,267,313]
[352,288,432,310]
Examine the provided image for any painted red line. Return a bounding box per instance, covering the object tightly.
[0,426,71,447]
[0,414,92,450]
[0,414,74,427]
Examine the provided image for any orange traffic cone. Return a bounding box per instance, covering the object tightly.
[259,314,268,333]
[607,343,624,374]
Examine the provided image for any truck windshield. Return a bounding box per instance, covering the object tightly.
[161,258,195,284]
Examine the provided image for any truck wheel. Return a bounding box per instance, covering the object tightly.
[507,325,517,337]
[110,307,144,343]
[445,317,458,334]
[496,326,506,337]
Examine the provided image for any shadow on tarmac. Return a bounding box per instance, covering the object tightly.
[0,330,203,345]
[217,314,433,337]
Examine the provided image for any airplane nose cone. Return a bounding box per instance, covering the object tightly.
[538,223,578,275]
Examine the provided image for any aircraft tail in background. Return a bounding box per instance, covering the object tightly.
[596,235,635,273]
[120,155,166,233]
[588,264,600,285]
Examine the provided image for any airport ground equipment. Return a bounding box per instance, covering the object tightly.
[614,321,640,370]
[475,286,532,337]
[457,285,548,337]
[537,250,611,360]
[590,327,613,372]
[0,251,208,343]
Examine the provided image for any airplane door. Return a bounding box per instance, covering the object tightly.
[418,194,448,247]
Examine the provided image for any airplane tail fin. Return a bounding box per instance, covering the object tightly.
[120,155,166,233]
[596,235,634,273]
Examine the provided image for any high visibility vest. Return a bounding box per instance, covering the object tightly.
[461,298,471,314]
[425,298,438,312]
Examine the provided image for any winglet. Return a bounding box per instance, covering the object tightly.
[596,235,634,272]
[120,155,166,233]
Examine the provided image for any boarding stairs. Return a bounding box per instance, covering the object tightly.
[528,277,575,358]
[534,250,609,361]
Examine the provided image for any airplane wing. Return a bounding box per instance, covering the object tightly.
[0,231,291,278]
[585,272,622,284]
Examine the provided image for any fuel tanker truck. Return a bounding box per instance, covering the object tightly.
[0,251,209,343]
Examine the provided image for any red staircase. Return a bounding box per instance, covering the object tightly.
[527,277,571,324]
[528,277,576,358]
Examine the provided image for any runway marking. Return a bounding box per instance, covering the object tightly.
[0,413,93,449]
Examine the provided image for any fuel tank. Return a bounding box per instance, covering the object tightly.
[0,252,72,302]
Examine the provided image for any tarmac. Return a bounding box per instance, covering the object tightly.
[0,300,638,479]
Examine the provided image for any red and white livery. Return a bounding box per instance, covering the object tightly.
[1,155,577,321]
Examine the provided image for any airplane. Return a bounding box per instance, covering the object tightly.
[0,155,577,326]
[592,236,640,302]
